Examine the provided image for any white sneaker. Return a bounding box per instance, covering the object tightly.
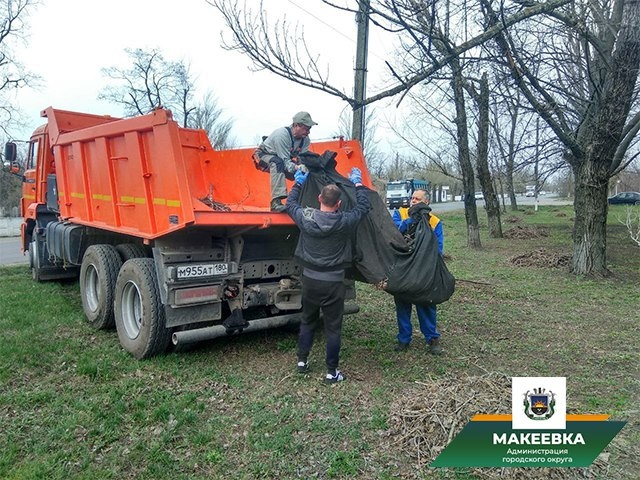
[324,370,346,384]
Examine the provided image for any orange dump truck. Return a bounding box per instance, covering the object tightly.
[5,107,371,358]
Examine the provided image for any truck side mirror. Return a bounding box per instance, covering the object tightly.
[3,142,21,175]
[4,142,17,163]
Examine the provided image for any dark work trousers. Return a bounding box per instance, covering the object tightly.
[297,275,346,373]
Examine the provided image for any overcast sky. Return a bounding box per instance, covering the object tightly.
[13,0,403,148]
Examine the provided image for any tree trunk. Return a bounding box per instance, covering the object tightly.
[570,1,640,275]
[451,66,481,248]
[475,73,503,237]
[571,163,610,276]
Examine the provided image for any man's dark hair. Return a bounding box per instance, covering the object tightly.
[320,184,341,207]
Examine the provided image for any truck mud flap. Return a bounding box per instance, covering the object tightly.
[223,308,249,331]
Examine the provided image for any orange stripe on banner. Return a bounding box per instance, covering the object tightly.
[567,414,610,421]
[470,414,610,422]
[472,414,512,421]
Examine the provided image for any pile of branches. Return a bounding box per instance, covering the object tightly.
[386,373,511,472]
[199,195,231,212]
[510,248,571,268]
[385,373,609,479]
[503,225,550,239]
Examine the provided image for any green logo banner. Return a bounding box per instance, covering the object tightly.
[431,420,625,468]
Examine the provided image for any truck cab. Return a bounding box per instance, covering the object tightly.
[385,179,430,209]
[4,127,69,280]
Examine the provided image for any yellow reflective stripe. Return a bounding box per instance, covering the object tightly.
[429,214,441,230]
[153,198,180,207]
[92,194,112,201]
[24,194,36,200]
[120,196,145,204]
[71,192,85,199]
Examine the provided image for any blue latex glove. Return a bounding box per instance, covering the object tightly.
[349,167,362,185]
[391,209,401,225]
[294,169,308,185]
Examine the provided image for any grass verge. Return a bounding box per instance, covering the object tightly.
[0,204,638,479]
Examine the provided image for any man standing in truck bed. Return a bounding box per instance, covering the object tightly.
[254,112,318,212]
[286,167,370,383]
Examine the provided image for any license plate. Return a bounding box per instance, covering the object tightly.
[176,263,228,279]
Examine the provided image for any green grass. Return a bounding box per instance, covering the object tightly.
[1,204,638,479]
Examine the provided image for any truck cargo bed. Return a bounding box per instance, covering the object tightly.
[45,107,370,239]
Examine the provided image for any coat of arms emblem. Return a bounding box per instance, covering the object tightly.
[523,388,556,420]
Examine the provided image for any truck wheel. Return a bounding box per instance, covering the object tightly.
[80,245,123,329]
[116,243,149,262]
[29,239,42,282]
[115,258,171,359]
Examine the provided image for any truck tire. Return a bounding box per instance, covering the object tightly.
[80,245,123,330]
[116,243,149,262]
[114,258,171,359]
[29,239,42,282]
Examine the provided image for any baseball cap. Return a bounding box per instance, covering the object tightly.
[292,111,318,127]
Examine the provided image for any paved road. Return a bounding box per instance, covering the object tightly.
[0,195,572,267]
[0,236,27,266]
[419,194,572,214]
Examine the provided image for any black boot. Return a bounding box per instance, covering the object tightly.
[270,198,286,212]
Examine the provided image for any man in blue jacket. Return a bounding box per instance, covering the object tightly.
[286,167,370,383]
[392,189,444,354]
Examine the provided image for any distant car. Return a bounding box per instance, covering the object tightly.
[607,192,640,205]
[474,191,484,200]
[525,191,535,197]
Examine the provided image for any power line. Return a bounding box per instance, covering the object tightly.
[284,0,388,63]
[285,0,355,44]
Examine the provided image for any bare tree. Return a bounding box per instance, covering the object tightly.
[451,62,483,247]
[189,92,235,149]
[212,0,570,108]
[384,1,496,244]
[482,0,640,275]
[99,48,234,149]
[0,0,39,213]
[384,152,411,181]
[491,84,536,210]
[211,0,567,248]
[0,0,39,138]
[617,206,640,247]
[100,48,179,119]
[469,73,503,238]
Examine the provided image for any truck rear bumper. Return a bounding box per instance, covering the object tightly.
[172,312,302,346]
[171,302,360,346]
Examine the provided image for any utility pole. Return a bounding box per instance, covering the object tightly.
[534,117,540,212]
[352,0,369,148]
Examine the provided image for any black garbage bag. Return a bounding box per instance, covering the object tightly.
[295,150,455,304]
[383,205,456,305]
[297,151,406,282]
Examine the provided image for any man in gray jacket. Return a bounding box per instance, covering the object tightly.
[254,111,317,212]
[285,167,370,383]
